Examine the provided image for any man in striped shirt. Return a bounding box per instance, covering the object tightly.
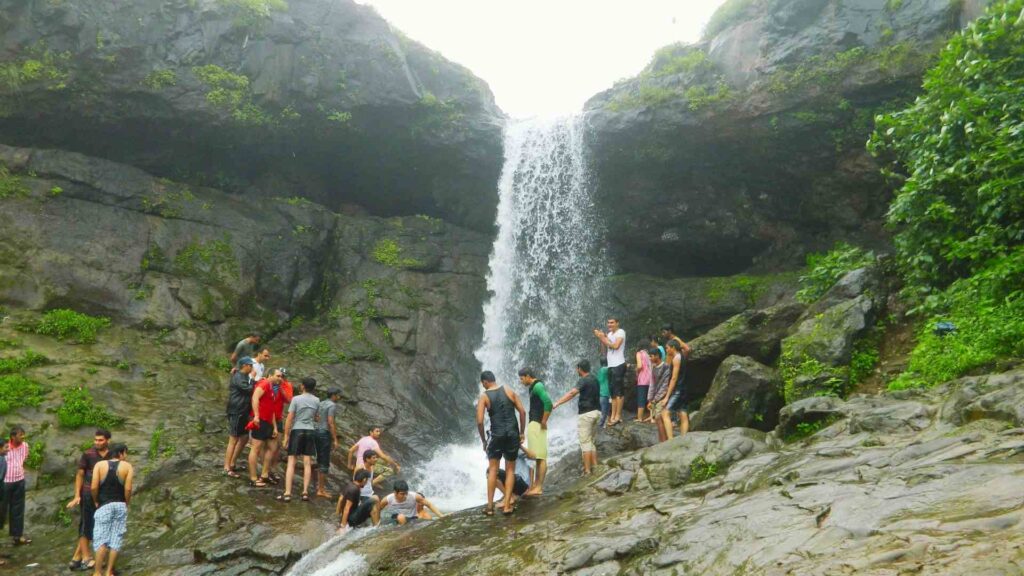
[1,425,31,546]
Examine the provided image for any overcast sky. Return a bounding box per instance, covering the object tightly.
[357,0,728,117]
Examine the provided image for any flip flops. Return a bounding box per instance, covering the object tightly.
[301,493,310,502]
[224,469,241,479]
[276,493,292,503]
[249,479,269,488]
[482,504,495,516]
[13,536,31,545]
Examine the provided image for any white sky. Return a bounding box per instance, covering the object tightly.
[357,0,729,117]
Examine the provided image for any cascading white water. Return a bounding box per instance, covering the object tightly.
[408,114,610,510]
[286,115,610,573]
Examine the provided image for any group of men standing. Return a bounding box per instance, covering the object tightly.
[477,318,692,515]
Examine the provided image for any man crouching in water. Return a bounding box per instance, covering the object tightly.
[476,370,526,516]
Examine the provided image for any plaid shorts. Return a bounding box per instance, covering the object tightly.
[93,502,128,552]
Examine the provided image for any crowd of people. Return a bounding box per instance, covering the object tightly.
[476,318,691,515]
[0,318,687,571]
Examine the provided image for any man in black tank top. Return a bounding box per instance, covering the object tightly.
[476,371,526,516]
[90,443,133,576]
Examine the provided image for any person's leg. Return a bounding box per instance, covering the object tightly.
[661,408,675,440]
[93,546,108,576]
[599,396,610,427]
[231,435,249,470]
[535,459,547,493]
[261,438,277,481]
[502,456,516,512]
[248,439,264,482]
[678,411,689,437]
[396,513,408,525]
[81,492,96,564]
[302,455,312,496]
[315,432,331,497]
[104,550,119,576]
[284,455,297,497]
[10,479,24,540]
[486,459,499,510]
[224,435,238,472]
[370,496,381,526]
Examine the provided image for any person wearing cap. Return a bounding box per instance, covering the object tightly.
[223,358,255,478]
[314,387,342,499]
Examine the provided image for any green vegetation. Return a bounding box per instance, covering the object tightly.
[148,423,174,460]
[327,110,352,125]
[766,43,926,97]
[48,186,63,197]
[56,387,124,429]
[173,238,239,283]
[867,0,1024,389]
[795,242,874,304]
[849,327,883,384]
[216,0,288,28]
[0,374,46,414]
[885,0,904,12]
[703,0,759,39]
[141,182,196,218]
[372,238,423,268]
[295,337,345,364]
[412,91,465,138]
[191,64,269,126]
[648,46,715,77]
[706,274,782,307]
[0,164,29,199]
[784,416,839,443]
[0,350,48,374]
[143,69,177,90]
[0,47,70,93]
[688,455,720,483]
[780,350,847,403]
[32,309,111,343]
[25,440,45,469]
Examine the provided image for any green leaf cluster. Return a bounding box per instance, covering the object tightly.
[56,387,124,429]
[0,350,48,375]
[372,238,423,268]
[688,455,719,483]
[0,374,46,415]
[0,164,29,199]
[703,0,760,39]
[795,242,874,304]
[192,64,270,126]
[33,309,111,344]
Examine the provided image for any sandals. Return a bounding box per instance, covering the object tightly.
[13,536,31,545]
[249,479,269,488]
[301,493,310,502]
[82,560,96,571]
[483,504,495,516]
[69,560,82,571]
[224,469,241,479]
[276,493,292,503]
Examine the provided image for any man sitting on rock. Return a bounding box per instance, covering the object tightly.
[379,480,444,525]
[337,470,378,533]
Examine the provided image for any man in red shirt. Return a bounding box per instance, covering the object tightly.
[267,373,294,483]
[247,369,283,487]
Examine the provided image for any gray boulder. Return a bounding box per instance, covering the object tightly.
[941,369,1024,427]
[776,395,846,437]
[641,428,768,490]
[692,355,784,432]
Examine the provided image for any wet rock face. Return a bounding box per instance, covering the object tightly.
[344,370,1024,576]
[0,0,504,231]
[584,0,986,276]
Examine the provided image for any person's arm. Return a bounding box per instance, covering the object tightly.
[347,443,358,469]
[507,388,527,438]
[66,467,84,509]
[339,498,353,527]
[377,449,400,472]
[552,387,580,410]
[476,393,488,451]
[378,497,390,511]
[123,463,134,506]
[372,474,386,488]
[536,383,553,429]
[606,330,624,351]
[90,462,104,505]
[663,357,682,404]
[418,495,444,518]
[251,385,265,422]
[593,329,611,347]
[681,339,692,358]
[328,407,339,451]
[648,375,658,404]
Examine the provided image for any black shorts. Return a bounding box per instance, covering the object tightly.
[287,429,317,456]
[251,420,275,441]
[227,413,248,437]
[608,364,626,398]
[78,491,96,539]
[667,390,687,412]
[389,513,418,524]
[315,430,333,472]
[348,496,376,527]
[487,434,519,462]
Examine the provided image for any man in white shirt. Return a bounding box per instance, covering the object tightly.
[593,318,626,426]
[250,348,271,382]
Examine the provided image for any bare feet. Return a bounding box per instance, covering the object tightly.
[316,491,332,499]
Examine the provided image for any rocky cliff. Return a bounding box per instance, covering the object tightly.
[0,0,504,231]
[584,0,989,277]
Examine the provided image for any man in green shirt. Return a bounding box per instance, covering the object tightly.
[596,359,611,427]
[518,367,551,497]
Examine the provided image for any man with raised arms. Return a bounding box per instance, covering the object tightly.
[477,370,526,516]
[594,318,626,426]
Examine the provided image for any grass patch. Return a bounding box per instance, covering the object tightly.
[796,242,874,304]
[56,387,124,429]
[0,350,48,374]
[784,416,839,443]
[371,238,423,268]
[32,309,111,344]
[24,440,45,469]
[0,374,46,414]
[0,164,29,199]
[294,337,347,364]
[192,64,270,126]
[688,455,720,483]
[704,0,759,39]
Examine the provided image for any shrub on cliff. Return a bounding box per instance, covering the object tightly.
[869,0,1024,388]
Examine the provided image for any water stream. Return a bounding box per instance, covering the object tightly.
[287,114,609,573]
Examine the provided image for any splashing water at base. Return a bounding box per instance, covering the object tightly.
[285,529,375,576]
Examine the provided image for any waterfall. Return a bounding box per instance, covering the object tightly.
[408,114,610,510]
[286,115,609,574]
